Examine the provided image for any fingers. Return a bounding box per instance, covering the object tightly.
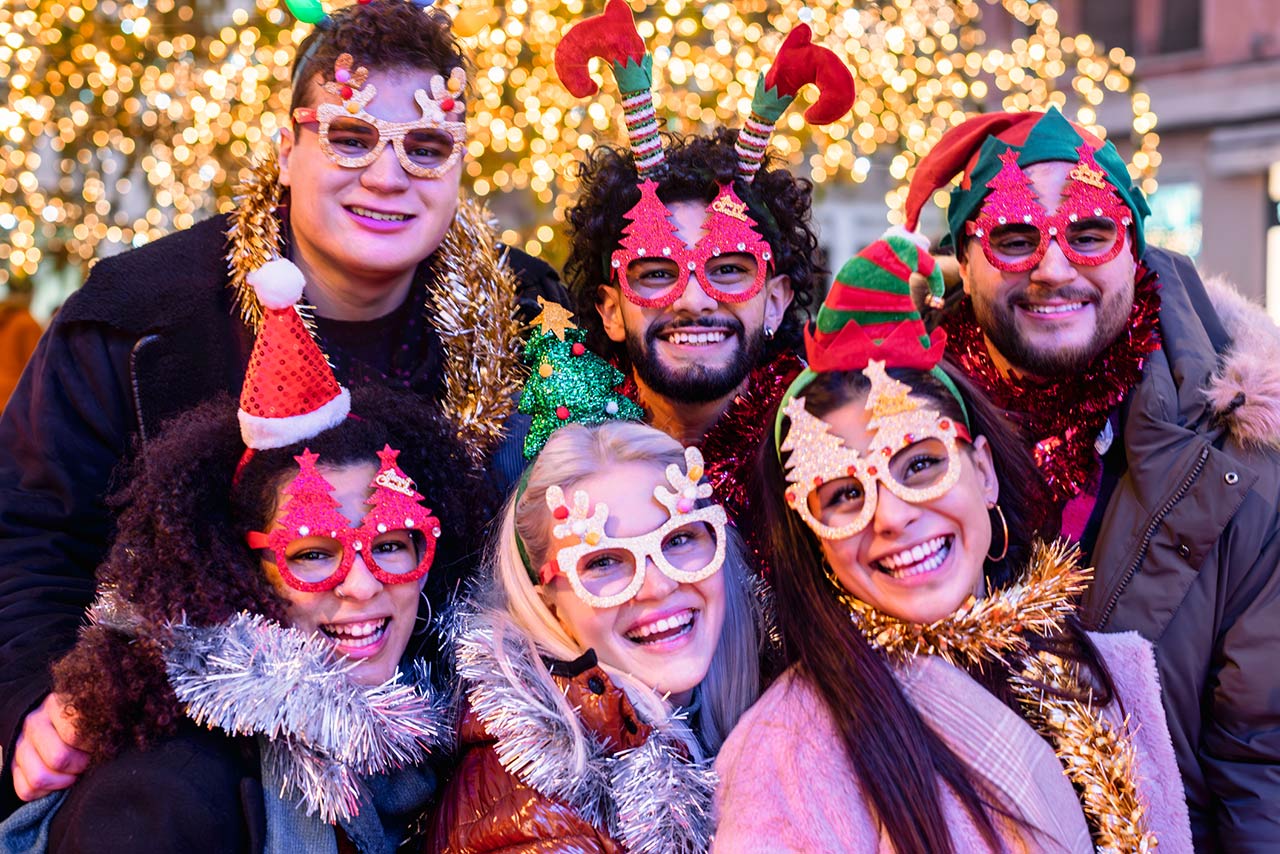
[10,694,90,801]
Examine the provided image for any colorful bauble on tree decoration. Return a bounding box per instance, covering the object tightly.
[518,297,643,459]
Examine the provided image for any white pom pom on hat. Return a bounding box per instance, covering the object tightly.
[247,258,306,310]
[883,224,932,253]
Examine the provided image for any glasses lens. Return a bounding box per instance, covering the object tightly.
[402,128,458,171]
[887,438,953,495]
[700,252,761,295]
[1063,216,1121,261]
[985,223,1043,265]
[812,475,869,528]
[283,536,346,585]
[660,521,719,574]
[325,116,381,160]
[363,528,426,577]
[623,257,682,302]
[574,549,639,600]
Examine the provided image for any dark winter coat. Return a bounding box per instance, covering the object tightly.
[0,213,566,816]
[1076,248,1280,852]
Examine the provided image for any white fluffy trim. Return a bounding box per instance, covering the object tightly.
[883,224,932,253]
[248,257,306,310]
[238,386,351,450]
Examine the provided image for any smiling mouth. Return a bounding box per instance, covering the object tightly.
[347,206,412,222]
[321,617,389,649]
[1021,301,1088,316]
[662,329,729,346]
[873,536,952,579]
[625,608,697,645]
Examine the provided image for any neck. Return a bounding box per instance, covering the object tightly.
[291,241,416,321]
[633,373,744,444]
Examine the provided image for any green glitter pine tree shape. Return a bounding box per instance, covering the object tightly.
[518,298,643,459]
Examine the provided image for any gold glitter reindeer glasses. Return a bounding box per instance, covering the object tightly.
[540,447,728,609]
[292,53,467,179]
[782,361,972,541]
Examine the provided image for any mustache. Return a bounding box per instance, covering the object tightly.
[1007,286,1097,305]
[648,317,743,340]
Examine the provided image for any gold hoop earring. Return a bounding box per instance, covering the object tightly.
[986,503,1009,562]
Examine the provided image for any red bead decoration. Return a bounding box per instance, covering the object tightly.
[340,84,354,100]
[846,465,857,477]
[571,342,586,356]
[813,476,824,487]
[553,505,570,520]
[440,97,456,112]
[555,405,570,420]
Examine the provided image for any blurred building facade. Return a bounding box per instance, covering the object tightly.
[1057,0,1280,315]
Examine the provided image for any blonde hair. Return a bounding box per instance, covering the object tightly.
[483,421,760,761]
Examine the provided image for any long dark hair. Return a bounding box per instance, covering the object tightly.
[53,385,487,762]
[757,361,1113,854]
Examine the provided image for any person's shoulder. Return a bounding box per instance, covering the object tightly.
[720,669,828,757]
[57,214,234,331]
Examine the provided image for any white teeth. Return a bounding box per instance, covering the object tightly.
[1026,302,1085,315]
[322,617,389,649]
[351,206,409,222]
[876,536,949,574]
[667,330,727,346]
[625,609,695,641]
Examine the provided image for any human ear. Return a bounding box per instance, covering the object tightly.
[596,285,627,344]
[278,126,296,188]
[968,435,999,506]
[763,273,793,332]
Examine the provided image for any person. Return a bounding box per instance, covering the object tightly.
[426,309,761,853]
[555,0,854,525]
[899,106,1280,849]
[0,298,41,409]
[0,0,562,811]
[0,262,485,851]
[714,234,1192,853]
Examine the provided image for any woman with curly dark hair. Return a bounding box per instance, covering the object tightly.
[0,263,489,853]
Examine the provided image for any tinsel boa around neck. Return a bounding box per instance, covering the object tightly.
[90,594,447,824]
[452,606,717,854]
[942,268,1161,502]
[838,541,1159,852]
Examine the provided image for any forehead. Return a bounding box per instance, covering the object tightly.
[305,65,441,118]
[563,461,671,536]
[275,460,378,520]
[665,199,710,245]
[811,393,942,453]
[1020,160,1082,209]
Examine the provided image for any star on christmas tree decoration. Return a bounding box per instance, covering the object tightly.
[531,296,577,341]
[863,360,919,422]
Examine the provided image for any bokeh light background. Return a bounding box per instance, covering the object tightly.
[0,0,1157,299]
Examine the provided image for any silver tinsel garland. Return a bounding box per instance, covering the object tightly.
[454,606,716,853]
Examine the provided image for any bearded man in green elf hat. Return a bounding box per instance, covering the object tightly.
[900,105,1280,850]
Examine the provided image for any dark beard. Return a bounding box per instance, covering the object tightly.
[626,318,763,404]
[972,284,1135,376]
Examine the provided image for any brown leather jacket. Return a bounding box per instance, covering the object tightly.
[426,655,652,854]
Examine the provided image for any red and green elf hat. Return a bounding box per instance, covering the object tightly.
[775,230,965,446]
[901,106,1150,255]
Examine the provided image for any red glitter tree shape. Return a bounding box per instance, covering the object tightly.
[1061,144,1124,218]
[277,450,350,540]
[364,445,439,536]
[979,148,1042,227]
[617,180,682,261]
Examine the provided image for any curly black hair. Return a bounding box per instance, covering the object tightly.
[563,127,824,366]
[289,0,471,114]
[53,385,489,762]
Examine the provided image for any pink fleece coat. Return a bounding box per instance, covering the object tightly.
[713,631,1192,853]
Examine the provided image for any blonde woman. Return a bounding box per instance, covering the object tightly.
[427,422,761,854]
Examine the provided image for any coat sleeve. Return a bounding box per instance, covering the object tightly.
[1199,505,1280,852]
[503,247,571,326]
[0,313,136,812]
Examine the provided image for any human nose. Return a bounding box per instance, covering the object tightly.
[633,556,679,602]
[334,550,384,601]
[1029,235,1075,287]
[359,141,412,192]
[670,268,720,315]
[869,483,921,537]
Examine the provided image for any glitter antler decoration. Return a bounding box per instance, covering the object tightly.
[653,446,711,516]
[736,24,856,180]
[555,0,664,178]
[546,484,609,546]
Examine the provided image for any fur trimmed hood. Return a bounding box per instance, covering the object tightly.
[1202,275,1280,450]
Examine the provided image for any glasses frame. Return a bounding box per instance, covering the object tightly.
[249,516,439,593]
[292,104,466,180]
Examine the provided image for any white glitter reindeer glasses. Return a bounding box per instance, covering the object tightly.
[782,361,972,541]
[539,447,728,609]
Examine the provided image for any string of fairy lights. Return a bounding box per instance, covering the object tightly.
[0,0,1157,289]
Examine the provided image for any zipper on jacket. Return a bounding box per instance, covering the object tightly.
[1097,443,1211,628]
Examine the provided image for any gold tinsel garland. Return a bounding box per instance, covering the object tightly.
[838,540,1158,853]
[225,156,524,460]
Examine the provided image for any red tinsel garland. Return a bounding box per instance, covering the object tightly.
[618,352,804,527]
[942,266,1162,503]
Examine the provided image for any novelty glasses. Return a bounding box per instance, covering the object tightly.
[293,104,465,180]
